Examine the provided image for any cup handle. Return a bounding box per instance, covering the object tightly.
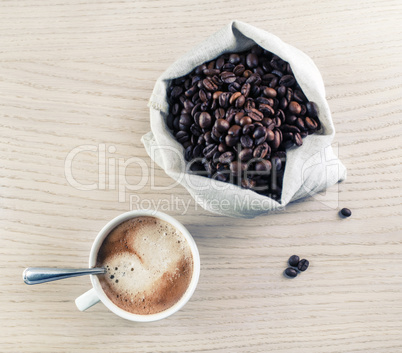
[75,288,100,311]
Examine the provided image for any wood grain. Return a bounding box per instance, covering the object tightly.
[1,0,402,352]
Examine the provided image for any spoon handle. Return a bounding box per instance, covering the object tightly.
[23,267,106,285]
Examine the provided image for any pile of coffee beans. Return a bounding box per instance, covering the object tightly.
[284,255,309,278]
[166,44,321,200]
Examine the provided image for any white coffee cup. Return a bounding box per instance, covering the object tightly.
[75,210,200,322]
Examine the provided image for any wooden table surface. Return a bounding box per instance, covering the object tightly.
[1,1,401,352]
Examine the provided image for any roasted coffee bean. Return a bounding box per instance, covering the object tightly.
[216,118,230,133]
[197,135,205,146]
[235,94,245,108]
[284,267,298,278]
[212,151,221,161]
[190,124,202,137]
[171,86,183,98]
[203,68,220,77]
[229,161,245,175]
[203,77,218,91]
[306,101,318,117]
[225,135,239,147]
[211,127,221,140]
[228,125,241,137]
[212,91,223,100]
[262,73,276,84]
[295,117,305,131]
[300,104,307,116]
[183,100,194,112]
[262,118,275,130]
[266,129,275,142]
[212,74,223,85]
[237,76,247,85]
[228,82,241,93]
[214,108,225,120]
[175,130,189,144]
[172,103,180,115]
[218,92,230,108]
[255,159,272,173]
[240,135,253,148]
[271,156,282,171]
[184,145,194,161]
[285,114,297,124]
[233,64,246,76]
[253,143,269,158]
[263,87,277,98]
[244,98,255,112]
[219,151,235,164]
[222,62,235,71]
[233,112,244,125]
[203,144,218,159]
[271,69,283,78]
[217,142,227,153]
[340,208,352,217]
[288,255,300,267]
[282,124,300,133]
[239,148,253,162]
[246,53,259,68]
[253,126,266,139]
[239,116,252,127]
[248,108,264,121]
[259,104,275,116]
[245,74,257,86]
[279,75,295,87]
[199,112,212,129]
[179,114,192,128]
[288,101,301,115]
[192,144,204,158]
[256,96,272,106]
[241,82,251,97]
[173,116,180,131]
[305,117,318,130]
[272,130,282,149]
[229,92,242,105]
[285,88,293,102]
[229,53,241,64]
[283,132,294,141]
[200,101,210,111]
[279,97,288,110]
[216,56,225,70]
[254,136,265,146]
[294,132,303,146]
[242,123,255,135]
[282,140,294,149]
[293,89,307,103]
[166,114,175,130]
[297,259,309,272]
[203,131,214,144]
[277,85,287,98]
[221,71,237,84]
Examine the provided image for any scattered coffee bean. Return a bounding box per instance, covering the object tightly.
[288,255,300,267]
[340,208,352,217]
[297,259,309,271]
[284,267,298,278]
[166,45,321,199]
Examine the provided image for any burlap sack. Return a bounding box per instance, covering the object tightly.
[142,20,347,218]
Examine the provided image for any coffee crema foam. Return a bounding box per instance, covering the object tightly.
[96,216,193,315]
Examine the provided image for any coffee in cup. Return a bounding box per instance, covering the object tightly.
[95,216,194,315]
